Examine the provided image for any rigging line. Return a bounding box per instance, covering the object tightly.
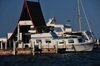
[80,0,92,32]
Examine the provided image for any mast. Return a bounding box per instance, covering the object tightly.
[38,0,39,3]
[77,0,81,31]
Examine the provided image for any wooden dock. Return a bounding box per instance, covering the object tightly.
[0,41,66,55]
[0,48,66,55]
[0,39,100,55]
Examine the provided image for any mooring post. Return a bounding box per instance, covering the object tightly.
[32,41,35,55]
[13,41,16,55]
[56,41,58,53]
[9,40,11,48]
[97,39,99,49]
[5,41,7,50]
[1,41,3,49]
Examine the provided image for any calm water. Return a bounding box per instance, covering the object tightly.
[0,49,100,66]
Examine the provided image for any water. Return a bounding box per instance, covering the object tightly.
[0,49,100,66]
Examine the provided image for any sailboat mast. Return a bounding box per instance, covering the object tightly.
[77,0,81,31]
[38,0,39,3]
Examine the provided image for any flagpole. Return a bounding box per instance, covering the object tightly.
[77,0,81,31]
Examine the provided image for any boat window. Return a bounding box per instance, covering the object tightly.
[36,40,42,43]
[64,25,71,28]
[68,40,74,43]
[50,32,59,39]
[83,35,88,40]
[45,39,51,43]
[78,38,82,42]
[86,31,94,39]
[54,28,62,32]
[59,40,64,44]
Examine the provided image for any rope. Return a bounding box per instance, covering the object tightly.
[80,0,92,32]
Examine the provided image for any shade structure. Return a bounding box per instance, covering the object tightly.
[7,1,46,41]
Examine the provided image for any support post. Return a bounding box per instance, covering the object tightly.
[64,41,66,48]
[17,23,20,42]
[1,41,3,49]
[5,41,7,50]
[64,41,66,53]
[56,41,58,53]
[21,42,23,48]
[48,42,49,49]
[32,41,35,55]
[39,42,41,49]
[9,40,11,48]
[97,39,99,49]
[39,42,42,53]
[13,41,16,55]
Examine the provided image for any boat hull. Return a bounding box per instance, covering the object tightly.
[40,42,94,52]
[65,42,94,52]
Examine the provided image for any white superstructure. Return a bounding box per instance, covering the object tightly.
[29,31,94,51]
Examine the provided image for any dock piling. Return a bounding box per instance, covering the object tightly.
[56,41,58,53]
[32,41,35,55]
[5,42,7,49]
[13,41,16,55]
[17,23,20,42]
[1,41,3,49]
[21,42,24,48]
[48,42,49,49]
[39,42,42,49]
[97,39,99,49]
[64,41,66,53]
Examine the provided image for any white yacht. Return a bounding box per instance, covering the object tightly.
[24,26,95,52]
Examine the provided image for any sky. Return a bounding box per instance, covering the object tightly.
[0,0,100,39]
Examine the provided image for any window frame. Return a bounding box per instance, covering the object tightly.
[45,39,51,43]
[68,40,74,43]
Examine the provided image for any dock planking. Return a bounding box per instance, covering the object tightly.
[0,48,64,55]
